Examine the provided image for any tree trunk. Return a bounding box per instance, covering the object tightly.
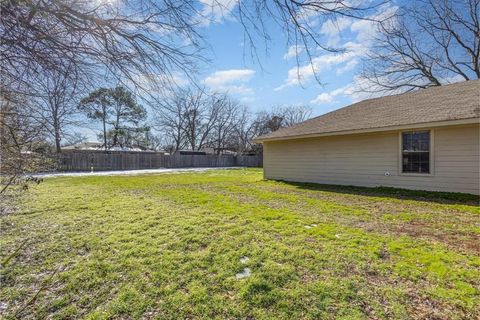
[55,131,61,153]
[102,118,107,150]
[113,113,120,146]
[53,114,62,153]
[216,137,221,155]
[112,130,117,147]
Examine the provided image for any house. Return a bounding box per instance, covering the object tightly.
[63,141,160,153]
[62,141,104,151]
[175,150,207,155]
[255,80,480,195]
[201,146,237,155]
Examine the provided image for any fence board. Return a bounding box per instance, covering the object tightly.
[57,151,262,171]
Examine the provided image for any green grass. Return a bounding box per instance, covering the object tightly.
[1,168,479,319]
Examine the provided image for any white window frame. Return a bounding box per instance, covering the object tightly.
[398,129,435,176]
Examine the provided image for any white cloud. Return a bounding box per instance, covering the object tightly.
[310,93,334,104]
[310,76,393,106]
[239,96,255,103]
[198,0,239,26]
[350,4,398,42]
[275,4,397,91]
[284,45,303,60]
[204,69,254,87]
[219,85,254,95]
[320,17,353,46]
[76,127,100,142]
[336,60,359,75]
[310,86,349,105]
[342,76,386,102]
[320,17,352,37]
[274,48,363,91]
[203,69,255,96]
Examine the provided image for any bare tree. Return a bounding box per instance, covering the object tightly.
[241,105,312,154]
[29,69,81,154]
[208,95,241,154]
[181,88,205,151]
[1,0,204,98]
[252,105,312,134]
[279,105,312,126]
[230,106,254,154]
[154,87,209,152]
[155,89,245,153]
[0,93,50,197]
[154,91,189,152]
[360,0,480,93]
[182,89,224,151]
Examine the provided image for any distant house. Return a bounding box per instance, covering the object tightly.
[175,150,207,156]
[63,141,160,153]
[201,146,237,155]
[255,80,480,195]
[62,141,104,151]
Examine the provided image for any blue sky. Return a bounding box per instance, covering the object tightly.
[192,1,398,116]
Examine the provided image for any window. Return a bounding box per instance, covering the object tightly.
[402,130,430,173]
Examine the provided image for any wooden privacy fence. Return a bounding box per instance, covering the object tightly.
[57,151,262,171]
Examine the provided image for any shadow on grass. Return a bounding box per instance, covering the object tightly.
[15,206,66,216]
[276,180,480,206]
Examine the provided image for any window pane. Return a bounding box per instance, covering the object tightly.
[402,131,430,152]
[402,152,430,173]
[402,132,412,151]
[402,153,413,172]
[402,131,430,173]
[419,152,430,173]
[416,131,430,151]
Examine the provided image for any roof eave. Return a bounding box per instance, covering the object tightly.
[254,117,480,143]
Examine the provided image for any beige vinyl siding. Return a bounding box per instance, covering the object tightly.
[263,124,480,195]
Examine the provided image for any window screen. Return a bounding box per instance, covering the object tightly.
[402,131,430,173]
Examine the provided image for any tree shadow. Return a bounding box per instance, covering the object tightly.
[15,206,65,216]
[276,180,480,206]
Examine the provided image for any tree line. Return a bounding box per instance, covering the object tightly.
[9,82,312,155]
[153,87,312,154]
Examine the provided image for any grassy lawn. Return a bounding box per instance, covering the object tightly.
[1,168,479,319]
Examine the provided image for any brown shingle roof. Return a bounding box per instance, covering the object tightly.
[256,80,480,142]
